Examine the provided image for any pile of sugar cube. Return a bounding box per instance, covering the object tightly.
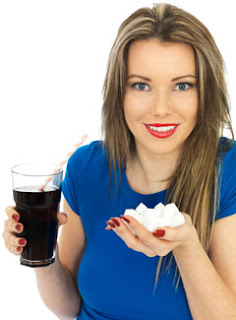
[124,202,185,232]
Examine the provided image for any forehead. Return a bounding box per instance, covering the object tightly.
[126,38,196,77]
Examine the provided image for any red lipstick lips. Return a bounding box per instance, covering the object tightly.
[146,123,177,127]
[144,123,179,138]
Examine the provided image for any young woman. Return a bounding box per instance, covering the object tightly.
[3,4,236,319]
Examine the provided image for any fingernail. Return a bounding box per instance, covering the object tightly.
[17,246,22,252]
[12,214,19,222]
[111,218,120,226]
[120,215,130,223]
[18,239,26,246]
[15,224,21,232]
[153,230,165,237]
[106,221,115,228]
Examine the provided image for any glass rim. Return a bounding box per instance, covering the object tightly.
[11,162,63,177]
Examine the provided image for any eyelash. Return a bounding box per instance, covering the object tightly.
[174,82,194,91]
[131,82,150,91]
[130,82,194,92]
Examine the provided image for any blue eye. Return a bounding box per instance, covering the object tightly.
[133,83,149,91]
[175,83,193,91]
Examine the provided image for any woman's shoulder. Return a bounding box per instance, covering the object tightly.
[216,137,236,219]
[71,139,104,157]
[67,140,106,169]
[218,137,236,169]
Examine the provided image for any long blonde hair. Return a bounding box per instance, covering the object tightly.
[102,3,234,288]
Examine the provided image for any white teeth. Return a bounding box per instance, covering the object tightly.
[148,125,176,132]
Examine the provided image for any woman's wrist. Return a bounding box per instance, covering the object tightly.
[173,226,200,258]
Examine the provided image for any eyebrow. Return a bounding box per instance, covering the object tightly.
[171,74,197,81]
[127,74,197,82]
[127,75,151,81]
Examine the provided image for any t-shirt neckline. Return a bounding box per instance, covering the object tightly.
[121,170,167,201]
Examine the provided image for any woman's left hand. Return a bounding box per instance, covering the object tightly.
[105,213,197,257]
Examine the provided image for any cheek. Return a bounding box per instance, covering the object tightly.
[123,94,148,123]
[179,95,198,124]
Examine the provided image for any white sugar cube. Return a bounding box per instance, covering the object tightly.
[171,212,185,227]
[165,203,185,227]
[165,203,179,217]
[154,203,165,219]
[123,202,185,232]
[142,209,160,232]
[136,203,148,214]
[154,202,165,213]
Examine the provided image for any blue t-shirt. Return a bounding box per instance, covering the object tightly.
[62,139,236,320]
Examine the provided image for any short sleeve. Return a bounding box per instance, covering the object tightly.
[62,140,104,216]
[216,140,236,220]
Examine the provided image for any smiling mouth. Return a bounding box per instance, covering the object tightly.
[144,123,179,138]
[147,124,177,132]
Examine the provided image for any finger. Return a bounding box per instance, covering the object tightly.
[124,215,160,246]
[106,217,156,257]
[105,219,116,230]
[58,212,68,228]
[4,219,24,234]
[4,218,24,234]
[122,215,176,256]
[5,206,20,222]
[105,224,112,230]
[153,214,193,242]
[5,243,23,255]
[159,225,194,243]
[2,228,27,247]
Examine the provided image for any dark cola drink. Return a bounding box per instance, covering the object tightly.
[13,186,61,267]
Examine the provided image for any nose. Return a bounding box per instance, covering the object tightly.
[150,90,173,118]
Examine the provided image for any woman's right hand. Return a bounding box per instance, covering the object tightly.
[2,206,68,256]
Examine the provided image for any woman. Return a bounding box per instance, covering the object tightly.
[3,3,236,319]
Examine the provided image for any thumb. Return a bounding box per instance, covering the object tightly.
[58,212,68,227]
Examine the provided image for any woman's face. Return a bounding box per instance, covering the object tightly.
[123,38,198,160]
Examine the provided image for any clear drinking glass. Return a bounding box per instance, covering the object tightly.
[11,163,63,267]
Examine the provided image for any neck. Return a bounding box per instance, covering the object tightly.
[126,146,180,195]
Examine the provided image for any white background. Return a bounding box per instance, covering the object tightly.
[0,0,235,319]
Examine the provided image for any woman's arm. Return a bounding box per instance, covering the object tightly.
[35,198,86,320]
[173,214,236,319]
